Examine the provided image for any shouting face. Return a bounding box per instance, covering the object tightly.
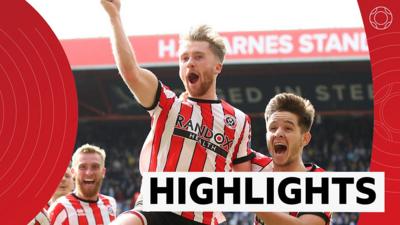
[266,111,311,171]
[72,152,105,201]
[178,40,222,99]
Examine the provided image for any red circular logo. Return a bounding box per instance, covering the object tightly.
[369,6,393,30]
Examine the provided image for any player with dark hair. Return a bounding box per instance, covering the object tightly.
[101,0,254,224]
[252,93,332,225]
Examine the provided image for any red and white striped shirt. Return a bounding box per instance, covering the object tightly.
[48,193,117,225]
[251,151,332,225]
[28,208,50,225]
[138,82,254,224]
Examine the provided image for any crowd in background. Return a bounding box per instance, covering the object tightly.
[76,115,372,225]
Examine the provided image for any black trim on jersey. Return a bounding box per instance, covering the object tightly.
[135,199,143,207]
[233,151,256,165]
[173,128,228,158]
[142,81,162,111]
[72,193,99,203]
[297,212,330,224]
[188,97,221,104]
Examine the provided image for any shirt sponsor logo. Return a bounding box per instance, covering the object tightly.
[175,114,234,157]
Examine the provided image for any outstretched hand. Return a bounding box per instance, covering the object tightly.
[100,0,121,18]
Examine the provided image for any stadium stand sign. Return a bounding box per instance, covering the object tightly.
[76,71,372,120]
[63,28,368,69]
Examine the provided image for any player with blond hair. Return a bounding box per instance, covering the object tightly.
[48,144,117,225]
[101,0,254,224]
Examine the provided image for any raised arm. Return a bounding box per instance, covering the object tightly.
[101,0,158,108]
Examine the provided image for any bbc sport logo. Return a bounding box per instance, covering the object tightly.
[369,6,393,30]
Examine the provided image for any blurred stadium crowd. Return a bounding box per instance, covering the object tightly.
[76,114,372,225]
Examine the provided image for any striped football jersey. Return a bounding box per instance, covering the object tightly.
[48,193,117,225]
[251,151,332,225]
[138,82,254,224]
[28,208,50,225]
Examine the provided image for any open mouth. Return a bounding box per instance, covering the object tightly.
[274,143,287,154]
[83,179,95,185]
[188,72,199,84]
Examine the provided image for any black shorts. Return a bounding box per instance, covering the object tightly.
[125,210,227,225]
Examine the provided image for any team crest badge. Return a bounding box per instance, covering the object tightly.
[77,209,85,216]
[224,114,237,129]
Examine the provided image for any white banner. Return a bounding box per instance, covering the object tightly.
[142,172,384,212]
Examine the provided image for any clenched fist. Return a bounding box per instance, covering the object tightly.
[100,0,121,18]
